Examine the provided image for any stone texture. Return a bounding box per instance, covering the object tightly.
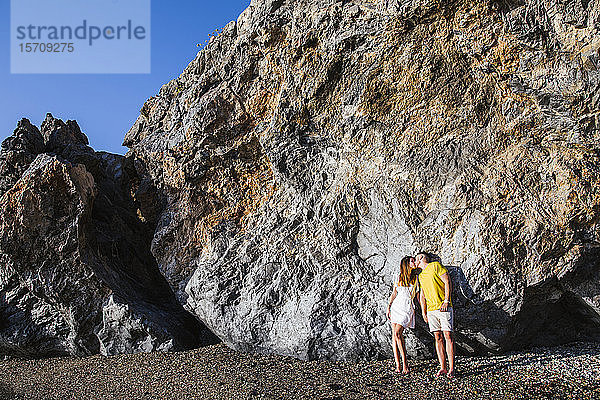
[123,0,600,360]
[0,115,217,359]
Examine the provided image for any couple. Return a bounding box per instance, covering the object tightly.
[386,252,455,378]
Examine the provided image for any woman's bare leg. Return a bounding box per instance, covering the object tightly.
[395,325,409,373]
[391,323,402,372]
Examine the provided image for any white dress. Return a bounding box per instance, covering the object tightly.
[389,281,415,328]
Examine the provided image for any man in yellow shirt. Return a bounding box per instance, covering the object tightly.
[417,252,455,378]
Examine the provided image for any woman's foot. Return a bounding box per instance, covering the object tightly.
[435,369,448,377]
[401,366,410,374]
[447,369,455,379]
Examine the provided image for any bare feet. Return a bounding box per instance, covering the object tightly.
[394,367,402,373]
[401,366,410,375]
[435,369,448,377]
[447,370,455,379]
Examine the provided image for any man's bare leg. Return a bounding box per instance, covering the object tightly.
[434,331,447,377]
[444,330,455,378]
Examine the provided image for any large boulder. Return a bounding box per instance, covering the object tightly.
[123,0,600,360]
[0,115,217,359]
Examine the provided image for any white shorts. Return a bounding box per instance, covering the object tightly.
[427,308,454,332]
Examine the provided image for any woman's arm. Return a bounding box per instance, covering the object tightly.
[411,279,420,300]
[386,287,397,319]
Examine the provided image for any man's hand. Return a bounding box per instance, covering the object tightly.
[419,291,428,324]
[440,301,449,312]
[440,272,452,312]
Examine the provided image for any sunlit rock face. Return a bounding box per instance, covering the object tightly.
[122,0,600,360]
[0,115,217,359]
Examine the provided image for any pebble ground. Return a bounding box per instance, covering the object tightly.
[0,342,598,399]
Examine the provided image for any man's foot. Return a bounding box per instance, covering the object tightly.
[447,370,455,379]
[394,367,402,373]
[401,366,410,374]
[435,369,448,377]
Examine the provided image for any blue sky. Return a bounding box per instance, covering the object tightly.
[1,0,250,155]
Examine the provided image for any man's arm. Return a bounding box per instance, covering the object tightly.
[440,272,452,312]
[419,290,428,323]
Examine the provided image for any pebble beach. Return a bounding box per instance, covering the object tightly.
[0,342,598,400]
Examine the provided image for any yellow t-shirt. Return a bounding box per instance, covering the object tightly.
[418,261,452,311]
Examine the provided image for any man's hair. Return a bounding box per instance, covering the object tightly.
[416,252,431,263]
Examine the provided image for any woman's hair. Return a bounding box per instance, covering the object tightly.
[397,255,416,287]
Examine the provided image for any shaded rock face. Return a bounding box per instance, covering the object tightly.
[0,119,44,197]
[0,114,218,359]
[123,0,600,360]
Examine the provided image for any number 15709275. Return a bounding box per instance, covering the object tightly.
[19,43,74,52]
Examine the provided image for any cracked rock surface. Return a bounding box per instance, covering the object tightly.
[123,0,600,360]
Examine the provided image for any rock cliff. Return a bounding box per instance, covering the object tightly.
[0,115,217,358]
[3,0,600,360]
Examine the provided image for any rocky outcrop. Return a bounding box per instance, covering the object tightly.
[0,119,45,197]
[123,0,600,360]
[0,114,217,359]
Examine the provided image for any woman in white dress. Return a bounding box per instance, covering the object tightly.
[386,255,418,374]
